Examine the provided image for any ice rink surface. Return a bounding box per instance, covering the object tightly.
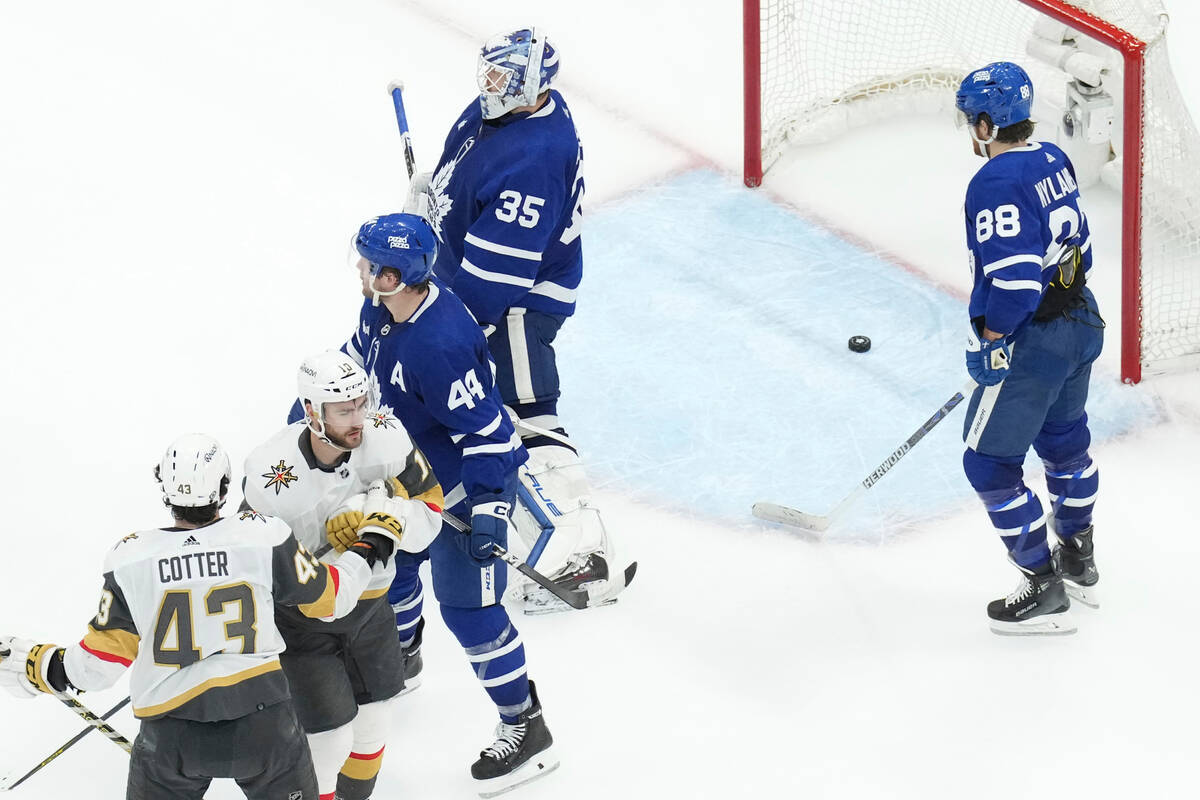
[2,1,1200,798]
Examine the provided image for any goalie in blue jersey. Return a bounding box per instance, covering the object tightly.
[404,28,623,614]
[956,62,1105,636]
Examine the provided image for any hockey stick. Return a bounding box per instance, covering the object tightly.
[387,79,416,180]
[753,380,976,532]
[49,690,133,755]
[0,695,131,792]
[441,510,636,610]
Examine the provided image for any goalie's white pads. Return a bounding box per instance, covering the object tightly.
[509,444,610,579]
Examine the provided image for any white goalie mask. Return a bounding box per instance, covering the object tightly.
[297,350,373,448]
[477,28,559,120]
[155,433,232,508]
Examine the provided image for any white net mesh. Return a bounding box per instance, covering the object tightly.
[757,0,1200,374]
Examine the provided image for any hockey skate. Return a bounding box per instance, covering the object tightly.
[1054,526,1099,608]
[520,551,613,615]
[471,681,558,797]
[987,557,1076,636]
[397,618,424,696]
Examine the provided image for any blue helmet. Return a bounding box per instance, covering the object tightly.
[956,62,1034,129]
[355,213,438,286]
[477,28,559,119]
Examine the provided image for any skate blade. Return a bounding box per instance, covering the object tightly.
[1064,582,1099,609]
[989,611,1077,636]
[475,748,560,798]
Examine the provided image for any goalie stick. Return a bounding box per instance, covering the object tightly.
[0,695,131,792]
[387,79,416,180]
[753,380,976,532]
[441,510,636,610]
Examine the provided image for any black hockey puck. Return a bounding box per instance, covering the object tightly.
[848,335,871,353]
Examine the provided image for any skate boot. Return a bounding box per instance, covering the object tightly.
[397,617,424,696]
[522,552,611,615]
[1054,526,1099,608]
[987,557,1076,636]
[471,681,558,797]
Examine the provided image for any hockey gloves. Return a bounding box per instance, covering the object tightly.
[0,637,68,698]
[460,501,510,566]
[326,510,364,553]
[347,532,396,569]
[966,323,1012,386]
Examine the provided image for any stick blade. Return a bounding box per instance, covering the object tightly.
[752,502,831,532]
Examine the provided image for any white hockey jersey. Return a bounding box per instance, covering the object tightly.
[242,418,444,598]
[62,513,371,721]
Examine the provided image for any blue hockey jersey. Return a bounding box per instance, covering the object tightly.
[424,89,584,326]
[346,284,527,512]
[964,141,1093,335]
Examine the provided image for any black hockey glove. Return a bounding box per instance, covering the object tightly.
[348,532,396,568]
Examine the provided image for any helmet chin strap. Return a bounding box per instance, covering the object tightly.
[968,121,999,158]
[307,411,353,453]
[369,273,405,307]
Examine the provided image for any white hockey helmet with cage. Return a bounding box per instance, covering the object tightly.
[297,350,372,437]
[155,433,232,508]
[477,27,559,120]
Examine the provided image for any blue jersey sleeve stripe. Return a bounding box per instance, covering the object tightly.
[982,253,1042,275]
[465,232,543,262]
[461,257,537,288]
[1081,236,1092,254]
[529,280,577,303]
[992,278,1042,292]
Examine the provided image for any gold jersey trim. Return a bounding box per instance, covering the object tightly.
[133,660,282,719]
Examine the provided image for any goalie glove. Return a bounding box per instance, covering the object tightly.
[403,170,433,221]
[0,637,70,698]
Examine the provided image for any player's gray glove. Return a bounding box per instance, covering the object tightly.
[0,636,68,698]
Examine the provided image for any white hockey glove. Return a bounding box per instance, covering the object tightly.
[403,170,433,220]
[357,480,406,546]
[0,636,65,698]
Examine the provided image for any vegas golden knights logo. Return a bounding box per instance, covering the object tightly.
[262,461,299,494]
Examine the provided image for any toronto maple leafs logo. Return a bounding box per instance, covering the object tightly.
[426,136,476,239]
[262,461,299,494]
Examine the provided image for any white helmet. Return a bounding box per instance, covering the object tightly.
[297,350,372,439]
[156,433,231,508]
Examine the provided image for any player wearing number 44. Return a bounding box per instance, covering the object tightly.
[0,434,388,800]
[956,62,1105,636]
[299,212,558,797]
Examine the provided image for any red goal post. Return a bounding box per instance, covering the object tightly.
[744,0,1200,384]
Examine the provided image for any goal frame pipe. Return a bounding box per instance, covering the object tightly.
[1013,0,1146,383]
[743,0,763,187]
[742,0,1149,382]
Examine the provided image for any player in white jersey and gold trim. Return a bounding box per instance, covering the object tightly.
[0,434,392,799]
[242,351,443,800]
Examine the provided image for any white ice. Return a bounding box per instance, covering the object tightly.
[2,1,1199,798]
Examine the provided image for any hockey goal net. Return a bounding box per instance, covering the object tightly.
[744,0,1200,383]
